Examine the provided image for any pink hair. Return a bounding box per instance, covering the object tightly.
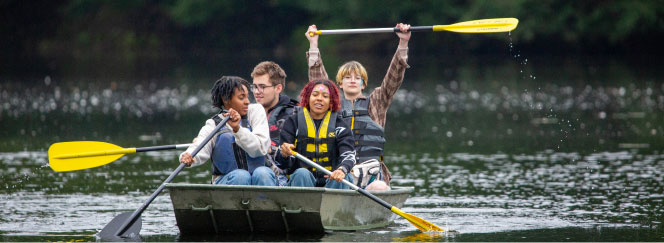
[299,79,341,112]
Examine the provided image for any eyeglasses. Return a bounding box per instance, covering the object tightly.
[251,84,276,93]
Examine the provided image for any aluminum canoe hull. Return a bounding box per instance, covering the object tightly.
[165,183,413,234]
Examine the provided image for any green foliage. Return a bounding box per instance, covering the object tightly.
[4,0,664,75]
[163,0,236,27]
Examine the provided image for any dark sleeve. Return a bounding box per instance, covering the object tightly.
[275,113,298,174]
[334,116,356,173]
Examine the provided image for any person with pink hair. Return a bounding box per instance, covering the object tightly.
[276,79,356,189]
[304,23,412,190]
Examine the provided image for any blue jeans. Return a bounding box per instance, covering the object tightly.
[287,168,354,189]
[214,166,277,186]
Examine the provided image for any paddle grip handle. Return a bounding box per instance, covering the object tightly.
[115,116,230,237]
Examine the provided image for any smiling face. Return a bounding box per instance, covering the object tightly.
[308,84,331,119]
[224,85,250,116]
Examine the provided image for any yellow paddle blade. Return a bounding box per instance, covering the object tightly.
[391,207,444,232]
[48,141,136,172]
[435,18,518,33]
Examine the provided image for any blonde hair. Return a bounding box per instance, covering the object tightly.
[335,61,368,88]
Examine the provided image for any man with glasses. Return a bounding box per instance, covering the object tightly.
[250,61,298,185]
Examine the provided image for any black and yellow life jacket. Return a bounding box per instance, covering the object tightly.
[295,108,338,173]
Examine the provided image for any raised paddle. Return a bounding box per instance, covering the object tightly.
[309,17,518,36]
[291,152,444,232]
[98,116,230,241]
[48,141,192,172]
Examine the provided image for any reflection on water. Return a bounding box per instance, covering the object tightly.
[1,55,664,241]
[390,151,664,231]
[1,150,662,240]
[2,73,662,153]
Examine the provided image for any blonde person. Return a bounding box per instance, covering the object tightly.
[305,23,411,190]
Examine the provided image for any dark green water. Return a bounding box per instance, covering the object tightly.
[1,53,664,241]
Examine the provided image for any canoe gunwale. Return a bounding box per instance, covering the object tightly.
[164,183,414,195]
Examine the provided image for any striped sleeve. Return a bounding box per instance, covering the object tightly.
[306,48,330,81]
[368,47,409,127]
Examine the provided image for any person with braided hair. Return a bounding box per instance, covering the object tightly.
[179,76,277,186]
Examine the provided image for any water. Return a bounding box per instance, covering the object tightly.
[1,53,664,241]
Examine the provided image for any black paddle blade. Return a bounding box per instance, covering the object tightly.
[98,212,142,241]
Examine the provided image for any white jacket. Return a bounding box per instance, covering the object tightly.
[180,103,269,167]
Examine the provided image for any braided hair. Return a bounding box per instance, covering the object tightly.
[211,76,250,110]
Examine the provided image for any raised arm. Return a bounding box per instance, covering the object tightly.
[305,25,329,81]
[368,23,411,127]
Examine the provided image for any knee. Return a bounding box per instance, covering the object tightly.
[290,168,315,182]
[288,168,315,187]
[229,169,251,180]
[252,166,274,177]
[366,180,390,191]
[292,168,312,177]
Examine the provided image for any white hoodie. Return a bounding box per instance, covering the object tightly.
[179,103,269,167]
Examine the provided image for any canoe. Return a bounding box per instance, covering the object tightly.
[164,183,413,234]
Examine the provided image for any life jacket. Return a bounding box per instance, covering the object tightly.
[340,97,385,162]
[295,108,337,175]
[266,98,298,187]
[267,102,296,147]
[210,113,265,176]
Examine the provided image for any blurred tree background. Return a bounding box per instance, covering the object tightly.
[1,0,663,80]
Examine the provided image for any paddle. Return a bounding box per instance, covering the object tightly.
[98,116,230,241]
[309,17,518,36]
[48,141,192,172]
[291,152,444,232]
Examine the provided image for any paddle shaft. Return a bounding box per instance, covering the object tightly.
[311,18,518,35]
[135,144,191,152]
[293,153,392,209]
[293,153,444,232]
[114,116,230,237]
[54,144,191,159]
[314,26,432,35]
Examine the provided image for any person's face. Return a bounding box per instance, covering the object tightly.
[252,74,281,109]
[308,84,331,118]
[341,71,363,96]
[224,85,250,116]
